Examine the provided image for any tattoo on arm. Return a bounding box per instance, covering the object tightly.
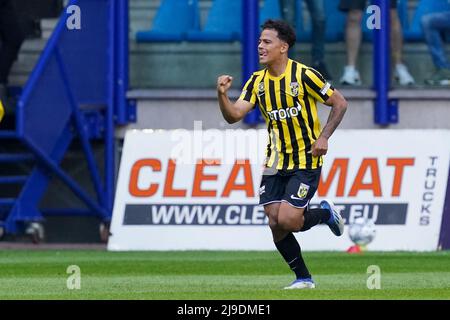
[320,105,346,139]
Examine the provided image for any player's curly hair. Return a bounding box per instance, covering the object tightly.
[261,19,296,48]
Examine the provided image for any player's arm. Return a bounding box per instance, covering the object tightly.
[217,75,254,124]
[312,89,348,156]
[302,68,348,157]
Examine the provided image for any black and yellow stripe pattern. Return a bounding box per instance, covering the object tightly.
[0,99,4,123]
[239,59,334,170]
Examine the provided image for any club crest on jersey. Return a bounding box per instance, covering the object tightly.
[290,82,299,97]
[297,183,310,199]
[257,82,265,96]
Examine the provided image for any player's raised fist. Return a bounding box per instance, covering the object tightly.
[217,75,233,94]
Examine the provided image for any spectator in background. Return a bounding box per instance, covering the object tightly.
[280,0,332,80]
[0,0,26,108]
[421,10,450,86]
[339,0,415,86]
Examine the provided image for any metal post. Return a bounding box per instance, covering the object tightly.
[105,0,119,216]
[373,0,390,125]
[242,0,261,125]
[116,0,129,125]
[438,162,450,250]
[54,49,105,206]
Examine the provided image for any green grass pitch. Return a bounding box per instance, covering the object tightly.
[0,250,449,299]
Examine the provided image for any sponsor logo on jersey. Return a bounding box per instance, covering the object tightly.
[267,101,302,121]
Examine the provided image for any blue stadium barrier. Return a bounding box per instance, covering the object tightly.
[403,0,450,41]
[0,0,131,238]
[136,0,200,42]
[260,0,282,24]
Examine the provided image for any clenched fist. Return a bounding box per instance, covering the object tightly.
[311,136,328,157]
[217,75,233,94]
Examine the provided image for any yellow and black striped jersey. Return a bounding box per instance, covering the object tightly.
[239,59,334,170]
[0,99,4,123]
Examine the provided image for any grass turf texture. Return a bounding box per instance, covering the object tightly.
[0,250,449,299]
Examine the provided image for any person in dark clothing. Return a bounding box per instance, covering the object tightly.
[0,0,26,108]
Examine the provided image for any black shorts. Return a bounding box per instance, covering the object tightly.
[259,167,322,208]
[339,0,398,11]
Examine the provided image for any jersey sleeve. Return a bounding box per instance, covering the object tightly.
[0,100,4,122]
[303,68,335,103]
[238,74,258,105]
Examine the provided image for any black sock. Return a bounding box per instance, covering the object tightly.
[300,208,331,232]
[274,233,311,279]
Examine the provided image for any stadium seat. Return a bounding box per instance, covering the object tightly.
[403,0,450,41]
[186,0,281,42]
[186,0,242,42]
[397,0,409,32]
[260,0,282,24]
[136,0,200,42]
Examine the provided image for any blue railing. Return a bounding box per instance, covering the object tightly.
[242,0,261,125]
[373,0,398,125]
[0,0,132,237]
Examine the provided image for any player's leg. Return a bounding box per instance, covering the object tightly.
[277,168,328,231]
[274,168,327,289]
[260,174,313,288]
[277,201,343,235]
[273,203,316,289]
[260,172,288,242]
[277,201,330,232]
[319,199,345,236]
[278,168,344,235]
[263,202,286,242]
